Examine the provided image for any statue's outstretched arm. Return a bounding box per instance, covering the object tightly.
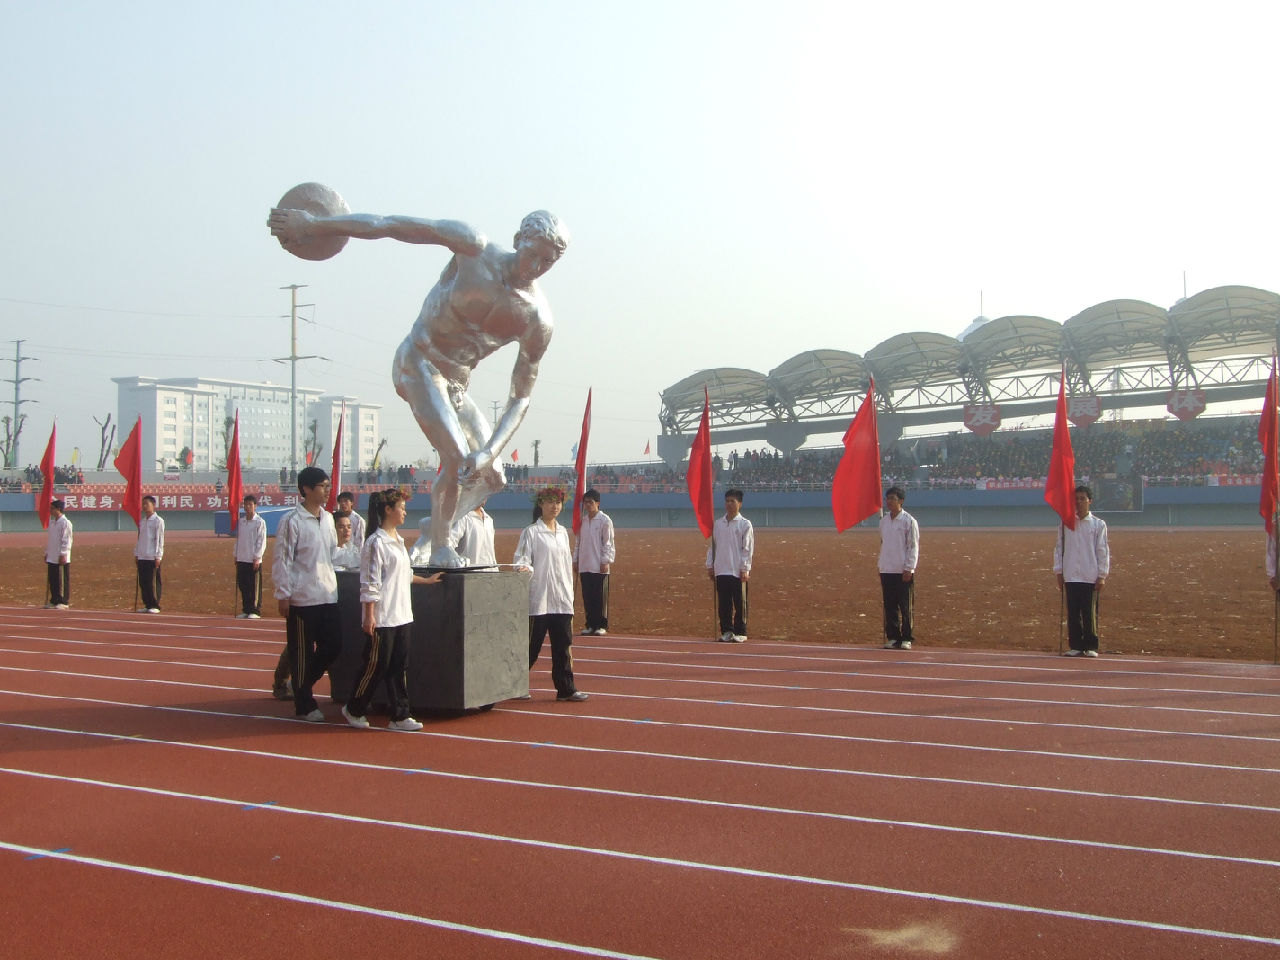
[465,324,550,476]
[268,209,485,257]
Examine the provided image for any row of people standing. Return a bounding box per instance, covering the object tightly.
[42,495,166,613]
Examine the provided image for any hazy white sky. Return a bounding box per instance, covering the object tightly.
[3,1,1278,471]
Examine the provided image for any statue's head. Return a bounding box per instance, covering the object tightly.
[514,211,570,254]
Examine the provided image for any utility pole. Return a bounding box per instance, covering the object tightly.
[490,401,501,428]
[2,340,39,470]
[275,285,318,479]
[532,438,541,467]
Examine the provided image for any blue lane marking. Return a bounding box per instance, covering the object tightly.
[25,847,71,861]
[241,801,278,810]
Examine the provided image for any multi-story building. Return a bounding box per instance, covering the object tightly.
[112,377,381,472]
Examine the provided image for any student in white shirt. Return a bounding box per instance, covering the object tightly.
[448,502,497,568]
[271,466,341,721]
[573,489,615,636]
[331,513,362,570]
[135,495,165,613]
[342,488,441,731]
[1053,484,1111,657]
[878,485,920,650]
[44,499,73,609]
[706,489,754,642]
[336,491,366,544]
[234,494,267,618]
[515,486,588,701]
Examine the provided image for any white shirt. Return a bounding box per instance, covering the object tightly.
[878,509,919,574]
[515,519,575,616]
[360,527,414,628]
[332,540,362,571]
[45,514,72,563]
[234,513,266,563]
[573,510,616,573]
[135,512,165,561]
[272,504,339,605]
[707,513,754,577]
[1053,513,1111,583]
[449,509,497,566]
[346,511,366,545]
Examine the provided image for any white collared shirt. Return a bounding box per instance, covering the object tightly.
[878,509,919,574]
[332,540,362,571]
[234,514,266,563]
[1053,513,1110,583]
[135,513,165,561]
[272,504,339,605]
[707,513,754,577]
[360,527,414,628]
[449,509,497,566]
[515,519,575,616]
[574,510,616,573]
[45,514,72,563]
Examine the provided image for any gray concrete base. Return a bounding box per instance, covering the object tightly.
[330,569,530,713]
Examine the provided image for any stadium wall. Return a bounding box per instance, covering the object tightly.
[0,484,1264,533]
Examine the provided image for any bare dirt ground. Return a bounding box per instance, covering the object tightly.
[5,527,1276,661]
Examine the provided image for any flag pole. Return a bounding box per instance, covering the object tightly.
[1274,512,1279,665]
[1057,523,1064,656]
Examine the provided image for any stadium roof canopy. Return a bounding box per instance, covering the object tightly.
[658,284,1280,438]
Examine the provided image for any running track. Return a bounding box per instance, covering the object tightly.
[1,606,1278,959]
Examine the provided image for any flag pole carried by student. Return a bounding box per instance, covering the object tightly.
[325,402,345,513]
[685,387,715,633]
[832,378,882,531]
[1260,353,1280,663]
[1044,366,1076,654]
[572,389,592,536]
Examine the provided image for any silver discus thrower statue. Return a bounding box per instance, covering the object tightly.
[267,183,570,568]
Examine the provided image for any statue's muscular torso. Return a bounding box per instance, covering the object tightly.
[404,243,552,388]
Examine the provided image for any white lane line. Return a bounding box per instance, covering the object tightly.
[576,646,1280,701]
[2,680,1280,787]
[0,839,663,960]
[4,762,1278,871]
[2,811,1277,948]
[3,704,1279,828]
[573,666,1280,721]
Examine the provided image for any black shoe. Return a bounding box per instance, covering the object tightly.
[556,691,589,702]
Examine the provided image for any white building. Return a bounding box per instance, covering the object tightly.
[112,377,381,473]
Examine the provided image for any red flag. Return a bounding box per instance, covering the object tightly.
[572,389,592,536]
[832,380,882,531]
[685,387,715,538]
[37,423,56,529]
[1260,355,1279,532]
[326,403,344,513]
[1044,367,1077,530]
[643,440,651,456]
[184,448,194,466]
[511,449,519,462]
[226,411,243,532]
[113,416,143,528]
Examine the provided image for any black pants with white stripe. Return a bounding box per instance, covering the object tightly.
[347,622,412,721]
[715,575,748,636]
[287,602,341,715]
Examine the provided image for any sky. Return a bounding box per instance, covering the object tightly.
[3,1,1279,473]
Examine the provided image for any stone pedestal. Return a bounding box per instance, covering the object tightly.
[330,569,530,712]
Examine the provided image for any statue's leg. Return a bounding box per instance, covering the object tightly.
[453,395,508,520]
[393,343,472,567]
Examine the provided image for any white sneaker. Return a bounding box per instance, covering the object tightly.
[341,705,370,728]
[1062,649,1082,657]
[731,634,747,643]
[146,608,161,614]
[898,641,912,650]
[54,603,70,610]
[719,631,734,642]
[1083,649,1099,658]
[580,628,593,635]
[247,613,261,619]
[300,708,325,722]
[883,640,898,649]
[594,628,608,636]
[389,717,423,731]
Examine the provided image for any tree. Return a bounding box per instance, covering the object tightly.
[94,414,115,470]
[371,437,387,470]
[0,413,26,470]
[178,446,193,472]
[304,418,323,467]
[214,415,234,471]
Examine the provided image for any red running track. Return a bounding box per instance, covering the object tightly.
[1,605,1279,958]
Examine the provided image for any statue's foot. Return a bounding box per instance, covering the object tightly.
[428,545,469,568]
